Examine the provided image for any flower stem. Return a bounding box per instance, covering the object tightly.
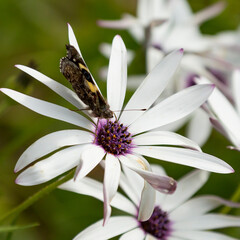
[221,183,240,214]
[0,170,75,223]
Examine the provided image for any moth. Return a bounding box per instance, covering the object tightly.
[60,44,113,119]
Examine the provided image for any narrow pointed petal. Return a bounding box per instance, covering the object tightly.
[119,154,176,194]
[97,16,138,29]
[67,23,82,57]
[162,170,209,211]
[60,177,136,215]
[0,88,91,129]
[120,165,143,206]
[232,70,240,115]
[173,230,237,240]
[170,195,240,221]
[187,109,212,147]
[73,216,138,240]
[15,65,85,109]
[138,181,155,221]
[103,154,121,225]
[194,1,226,25]
[107,35,127,117]
[198,77,240,147]
[74,145,105,181]
[120,49,183,126]
[119,228,145,240]
[134,146,234,173]
[16,145,88,186]
[99,43,135,64]
[134,131,201,151]
[129,84,214,134]
[174,214,240,230]
[15,130,93,172]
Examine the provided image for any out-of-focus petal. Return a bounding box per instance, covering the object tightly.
[194,1,226,25]
[232,70,240,115]
[120,49,183,126]
[16,144,88,186]
[173,230,237,240]
[134,146,234,173]
[107,35,127,118]
[162,170,209,211]
[103,154,121,225]
[0,88,91,129]
[73,216,138,240]
[170,195,240,221]
[173,214,240,230]
[187,109,212,147]
[129,84,214,134]
[15,130,93,172]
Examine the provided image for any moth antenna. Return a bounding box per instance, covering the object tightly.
[113,108,147,112]
[68,107,91,112]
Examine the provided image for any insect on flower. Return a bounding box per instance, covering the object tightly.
[60,44,114,119]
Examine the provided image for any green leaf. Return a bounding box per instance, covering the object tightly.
[0,222,39,233]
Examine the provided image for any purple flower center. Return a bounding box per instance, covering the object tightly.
[140,206,171,239]
[95,120,133,156]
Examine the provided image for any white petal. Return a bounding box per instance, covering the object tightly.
[134,131,201,151]
[170,195,240,221]
[173,230,237,240]
[97,15,139,29]
[74,145,105,181]
[74,216,138,240]
[15,130,93,172]
[103,154,121,225]
[120,49,183,126]
[120,165,143,206]
[146,47,164,73]
[67,23,82,58]
[1,88,91,129]
[134,146,234,173]
[16,145,88,186]
[59,177,136,215]
[15,65,85,109]
[162,170,209,212]
[173,214,240,230]
[119,228,145,240]
[187,109,212,147]
[198,77,240,147]
[99,43,135,64]
[232,70,240,115]
[129,84,214,134]
[194,1,226,25]
[107,35,127,117]
[119,154,176,193]
[138,181,155,221]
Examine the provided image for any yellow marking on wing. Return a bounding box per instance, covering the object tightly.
[79,63,89,72]
[87,81,98,93]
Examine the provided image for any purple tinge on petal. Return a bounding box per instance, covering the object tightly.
[147,176,177,194]
[139,206,172,239]
[185,73,199,88]
[206,67,228,85]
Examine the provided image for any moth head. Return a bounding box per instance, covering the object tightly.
[66,44,81,63]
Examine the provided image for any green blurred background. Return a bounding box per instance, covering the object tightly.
[0,0,240,239]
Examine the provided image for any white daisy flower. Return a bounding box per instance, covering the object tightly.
[0,24,233,224]
[197,71,240,151]
[60,166,240,240]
